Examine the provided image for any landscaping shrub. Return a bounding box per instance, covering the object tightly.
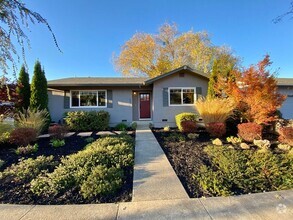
[130,122,137,130]
[50,139,65,148]
[15,144,38,155]
[0,156,56,182]
[164,132,186,142]
[193,145,293,197]
[64,111,110,131]
[115,122,128,131]
[181,120,197,133]
[30,135,134,199]
[278,127,293,146]
[237,122,262,142]
[226,136,242,145]
[15,108,49,135]
[175,112,198,132]
[48,124,68,140]
[80,165,123,199]
[195,98,236,124]
[9,127,37,146]
[206,122,226,137]
[0,122,14,144]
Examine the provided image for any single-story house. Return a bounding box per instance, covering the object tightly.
[277,78,293,119]
[47,65,293,127]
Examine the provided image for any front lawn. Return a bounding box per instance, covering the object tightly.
[0,132,135,204]
[153,128,293,198]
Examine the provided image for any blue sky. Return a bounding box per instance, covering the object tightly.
[9,0,293,80]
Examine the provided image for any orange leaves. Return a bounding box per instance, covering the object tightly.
[227,55,286,125]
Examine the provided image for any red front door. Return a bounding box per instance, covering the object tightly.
[140,93,151,119]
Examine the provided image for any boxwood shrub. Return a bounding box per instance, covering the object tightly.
[64,110,110,131]
[30,135,134,199]
[175,112,199,132]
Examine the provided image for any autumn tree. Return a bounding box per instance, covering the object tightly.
[273,1,293,23]
[114,23,238,77]
[16,65,30,110]
[30,61,48,111]
[0,0,60,79]
[207,49,239,99]
[227,55,286,125]
[0,78,20,115]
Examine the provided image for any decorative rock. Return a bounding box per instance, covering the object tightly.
[277,144,292,151]
[253,139,270,150]
[227,145,234,149]
[240,142,250,150]
[212,138,222,146]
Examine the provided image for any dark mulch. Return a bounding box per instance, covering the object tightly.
[0,131,135,204]
[152,128,212,198]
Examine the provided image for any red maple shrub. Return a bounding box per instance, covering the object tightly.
[227,55,285,125]
[180,120,197,133]
[48,125,68,140]
[237,122,262,142]
[278,127,293,146]
[9,127,37,146]
[206,122,226,137]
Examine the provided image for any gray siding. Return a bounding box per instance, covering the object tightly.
[48,88,133,126]
[278,86,293,119]
[152,71,208,127]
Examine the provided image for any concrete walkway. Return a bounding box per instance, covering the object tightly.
[1,190,292,219]
[132,124,188,201]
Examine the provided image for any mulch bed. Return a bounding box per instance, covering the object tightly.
[0,131,135,204]
[152,128,211,198]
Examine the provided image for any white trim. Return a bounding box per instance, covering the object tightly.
[168,87,196,106]
[138,92,152,120]
[70,90,107,108]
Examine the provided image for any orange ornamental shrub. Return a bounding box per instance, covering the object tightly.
[227,55,286,125]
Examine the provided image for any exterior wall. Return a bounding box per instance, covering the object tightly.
[152,71,209,127]
[278,86,293,119]
[48,87,134,126]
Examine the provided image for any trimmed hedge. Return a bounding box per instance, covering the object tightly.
[175,112,199,132]
[64,111,110,131]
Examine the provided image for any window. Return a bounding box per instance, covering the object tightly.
[169,87,195,106]
[70,90,107,108]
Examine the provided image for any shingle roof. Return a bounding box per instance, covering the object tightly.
[47,77,148,87]
[276,78,293,86]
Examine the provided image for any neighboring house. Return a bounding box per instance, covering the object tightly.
[47,66,208,127]
[47,66,293,127]
[277,78,293,119]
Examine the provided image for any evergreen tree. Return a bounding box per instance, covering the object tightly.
[30,61,48,111]
[16,65,30,110]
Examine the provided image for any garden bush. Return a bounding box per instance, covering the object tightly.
[226,136,242,145]
[15,108,49,135]
[115,122,128,131]
[30,135,134,199]
[48,124,68,140]
[15,144,38,155]
[181,120,197,133]
[278,127,293,146]
[175,112,198,132]
[9,127,37,146]
[193,146,293,197]
[64,111,110,131]
[237,122,262,142]
[0,156,56,182]
[0,122,14,144]
[206,122,226,137]
[50,139,65,148]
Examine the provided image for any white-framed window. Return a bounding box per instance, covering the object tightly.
[169,87,195,106]
[70,90,107,108]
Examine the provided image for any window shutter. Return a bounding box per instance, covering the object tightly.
[163,88,168,107]
[64,90,70,109]
[196,87,203,100]
[107,90,113,108]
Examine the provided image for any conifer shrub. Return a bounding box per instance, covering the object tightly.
[237,122,263,142]
[16,65,30,110]
[64,111,110,131]
[175,112,198,132]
